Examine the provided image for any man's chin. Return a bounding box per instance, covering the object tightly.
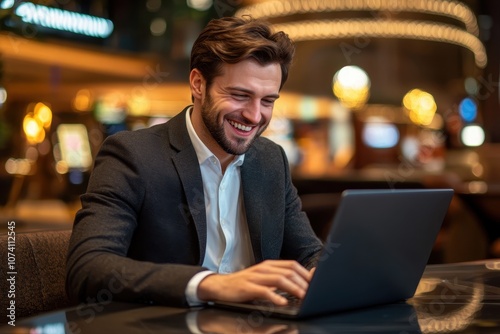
[223,146,250,156]
[223,140,254,156]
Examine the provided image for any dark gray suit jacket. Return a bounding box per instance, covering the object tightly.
[66,107,323,307]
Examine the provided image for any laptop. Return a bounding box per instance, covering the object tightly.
[212,188,454,319]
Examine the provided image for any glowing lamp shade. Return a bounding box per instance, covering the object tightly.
[458,97,477,122]
[332,66,370,110]
[461,124,485,147]
[362,118,399,149]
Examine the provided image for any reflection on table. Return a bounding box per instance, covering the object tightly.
[2,260,500,334]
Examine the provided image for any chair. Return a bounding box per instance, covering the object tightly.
[0,229,73,323]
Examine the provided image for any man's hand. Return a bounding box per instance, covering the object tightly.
[197,260,313,306]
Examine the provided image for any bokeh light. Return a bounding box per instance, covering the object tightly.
[458,97,477,123]
[22,102,52,145]
[187,0,213,11]
[464,77,479,95]
[23,114,45,144]
[362,117,399,149]
[332,66,370,110]
[150,18,167,36]
[33,102,52,129]
[402,89,437,126]
[0,87,7,105]
[73,89,94,112]
[461,124,485,147]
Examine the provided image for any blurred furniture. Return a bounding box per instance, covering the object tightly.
[0,229,73,323]
[0,175,14,207]
[0,200,76,234]
[458,188,500,257]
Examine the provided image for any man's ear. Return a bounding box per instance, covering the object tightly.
[190,69,205,100]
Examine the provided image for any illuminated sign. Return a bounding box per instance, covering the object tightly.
[1,0,114,38]
[56,124,93,169]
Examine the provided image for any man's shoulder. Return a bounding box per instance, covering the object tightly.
[104,121,169,146]
[246,137,286,167]
[104,111,185,146]
[252,136,283,152]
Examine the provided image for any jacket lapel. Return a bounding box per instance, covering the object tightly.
[241,145,264,263]
[169,108,207,265]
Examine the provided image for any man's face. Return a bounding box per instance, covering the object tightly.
[198,59,282,156]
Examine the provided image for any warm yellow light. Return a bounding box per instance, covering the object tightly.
[236,0,480,36]
[34,102,52,129]
[236,0,486,67]
[332,66,370,110]
[55,160,69,174]
[23,114,45,144]
[5,158,17,175]
[268,19,487,68]
[5,158,33,176]
[127,95,151,116]
[403,89,437,126]
[73,89,94,112]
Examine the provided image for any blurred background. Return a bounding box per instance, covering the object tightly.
[1,0,500,263]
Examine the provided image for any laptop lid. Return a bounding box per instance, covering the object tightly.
[213,188,454,319]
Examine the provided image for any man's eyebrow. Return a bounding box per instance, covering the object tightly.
[228,87,280,99]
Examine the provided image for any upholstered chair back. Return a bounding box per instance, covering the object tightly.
[0,229,73,323]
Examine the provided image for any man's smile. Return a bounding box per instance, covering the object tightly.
[227,119,255,134]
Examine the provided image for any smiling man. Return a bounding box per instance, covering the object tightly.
[66,16,323,308]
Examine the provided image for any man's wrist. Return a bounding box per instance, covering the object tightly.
[197,273,220,301]
[185,271,215,306]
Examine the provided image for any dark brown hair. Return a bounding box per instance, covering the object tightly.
[190,16,295,90]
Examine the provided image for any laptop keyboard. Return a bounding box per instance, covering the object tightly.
[278,290,302,304]
[249,291,303,311]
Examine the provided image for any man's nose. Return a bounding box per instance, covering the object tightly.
[242,100,262,124]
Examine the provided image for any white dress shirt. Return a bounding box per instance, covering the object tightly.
[184,108,255,305]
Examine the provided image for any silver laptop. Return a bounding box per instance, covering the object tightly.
[212,188,454,318]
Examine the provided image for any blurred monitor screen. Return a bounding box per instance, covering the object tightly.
[362,122,399,149]
[56,124,93,169]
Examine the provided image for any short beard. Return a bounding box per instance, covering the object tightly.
[200,92,266,155]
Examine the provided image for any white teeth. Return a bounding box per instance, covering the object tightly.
[228,120,252,132]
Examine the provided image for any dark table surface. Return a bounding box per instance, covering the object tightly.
[2,260,500,334]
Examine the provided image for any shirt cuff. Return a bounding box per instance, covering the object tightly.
[185,270,215,306]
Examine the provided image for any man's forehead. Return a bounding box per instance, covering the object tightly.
[215,60,282,89]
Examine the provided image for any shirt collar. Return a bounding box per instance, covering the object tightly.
[185,107,245,166]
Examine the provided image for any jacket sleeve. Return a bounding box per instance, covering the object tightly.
[66,132,205,307]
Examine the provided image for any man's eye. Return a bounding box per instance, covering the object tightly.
[262,99,275,106]
[232,94,247,100]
